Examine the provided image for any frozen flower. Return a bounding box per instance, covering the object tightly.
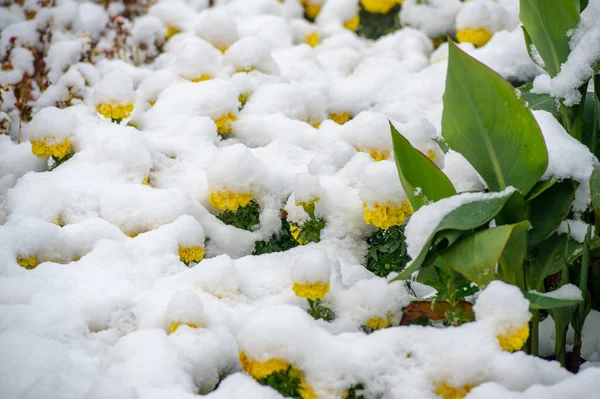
[456,27,493,47]
[302,1,324,19]
[238,92,250,106]
[169,321,199,333]
[299,377,317,399]
[363,199,413,230]
[96,103,134,120]
[344,15,360,31]
[293,281,330,300]
[364,149,389,162]
[360,0,403,14]
[17,255,37,270]
[142,176,149,185]
[497,324,529,352]
[290,225,309,245]
[167,290,204,334]
[435,382,475,399]
[213,112,237,135]
[192,74,211,82]
[93,72,136,122]
[209,191,253,211]
[178,245,205,264]
[363,315,392,330]
[329,112,351,125]
[306,32,320,47]
[239,351,290,380]
[291,250,331,300]
[165,25,180,40]
[31,137,72,159]
[294,173,322,212]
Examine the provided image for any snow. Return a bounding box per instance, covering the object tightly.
[1,0,599,398]
[528,284,583,301]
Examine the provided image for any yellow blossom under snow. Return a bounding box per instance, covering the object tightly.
[292,282,330,301]
[290,225,309,245]
[363,199,413,230]
[456,27,493,48]
[299,377,318,399]
[360,0,404,14]
[142,177,149,185]
[239,92,250,106]
[17,255,37,270]
[178,245,205,264]
[31,137,72,159]
[306,32,320,47]
[209,191,253,211]
[497,324,529,352]
[214,113,237,134]
[236,67,256,73]
[97,103,134,120]
[344,15,360,31]
[368,150,389,162]
[239,351,290,380]
[168,322,200,334]
[329,112,351,125]
[364,315,392,330]
[304,3,322,19]
[165,25,180,40]
[435,382,475,399]
[192,74,211,82]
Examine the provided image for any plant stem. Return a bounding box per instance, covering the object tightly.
[555,323,567,368]
[530,310,539,356]
[571,225,592,371]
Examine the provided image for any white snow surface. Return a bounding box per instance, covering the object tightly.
[0,0,599,398]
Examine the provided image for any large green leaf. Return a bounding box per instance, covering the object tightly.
[442,41,548,195]
[525,178,560,201]
[520,0,580,78]
[525,290,583,309]
[529,234,568,292]
[591,166,600,218]
[498,220,530,287]
[526,180,577,247]
[440,222,531,287]
[391,123,456,211]
[392,189,519,281]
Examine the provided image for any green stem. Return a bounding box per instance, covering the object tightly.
[555,323,567,368]
[559,86,587,142]
[530,310,539,356]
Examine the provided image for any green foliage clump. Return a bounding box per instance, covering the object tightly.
[289,217,326,245]
[356,5,401,40]
[365,225,411,277]
[253,218,299,255]
[346,384,367,399]
[307,299,335,322]
[256,367,305,399]
[217,200,261,231]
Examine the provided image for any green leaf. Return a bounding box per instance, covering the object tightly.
[591,166,600,218]
[529,234,568,292]
[392,189,519,281]
[526,180,576,247]
[582,91,600,158]
[520,90,561,120]
[525,290,583,309]
[391,123,456,211]
[525,178,560,201]
[442,41,548,195]
[519,0,580,77]
[498,220,530,287]
[440,222,531,287]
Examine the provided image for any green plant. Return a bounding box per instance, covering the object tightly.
[253,218,299,255]
[257,367,302,398]
[288,204,326,245]
[217,200,261,231]
[391,37,598,370]
[307,298,335,322]
[365,224,411,277]
[356,5,402,40]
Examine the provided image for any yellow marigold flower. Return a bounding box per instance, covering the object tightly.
[344,15,360,31]
[363,199,413,230]
[239,92,250,106]
[456,27,493,48]
[192,74,211,82]
[435,382,475,399]
[290,225,309,245]
[311,121,321,129]
[168,322,199,334]
[236,67,255,73]
[306,32,320,47]
[364,315,392,330]
[96,103,134,120]
[165,25,180,40]
[238,351,290,380]
[304,4,322,19]
[427,149,436,161]
[292,282,330,301]
[209,191,253,211]
[17,255,37,270]
[31,137,71,159]
[369,150,389,162]
[178,245,205,264]
[329,112,351,125]
[214,113,237,135]
[215,44,228,53]
[360,0,403,14]
[497,324,529,352]
[299,377,318,399]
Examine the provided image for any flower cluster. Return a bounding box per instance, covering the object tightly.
[17,255,37,270]
[329,112,351,125]
[435,382,475,399]
[31,137,72,159]
[497,324,529,352]
[363,199,414,230]
[178,245,205,265]
[168,321,200,334]
[209,191,253,212]
[456,27,493,47]
[239,351,290,380]
[214,113,237,135]
[363,315,392,331]
[292,282,331,301]
[360,0,404,14]
[97,103,134,121]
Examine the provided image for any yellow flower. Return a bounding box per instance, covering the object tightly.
[363,199,413,230]
[299,377,317,399]
[142,176,149,185]
[178,245,205,264]
[209,191,253,211]
[364,315,392,330]
[329,112,351,125]
[311,121,321,129]
[192,74,211,82]
[306,32,320,47]
[239,92,250,106]
[497,324,529,352]
[239,351,290,380]
[456,27,493,48]
[368,150,389,162]
[435,382,475,399]
[214,113,237,135]
[215,44,228,53]
[54,216,63,226]
[168,322,200,333]
[17,255,37,270]
[360,0,403,14]
[304,3,322,19]
[165,25,180,40]
[431,37,445,48]
[290,225,309,245]
[31,137,71,159]
[292,282,330,301]
[344,15,360,31]
[236,67,255,73]
[96,103,134,120]
[427,149,436,161]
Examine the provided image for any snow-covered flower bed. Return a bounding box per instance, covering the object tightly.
[1,0,600,398]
